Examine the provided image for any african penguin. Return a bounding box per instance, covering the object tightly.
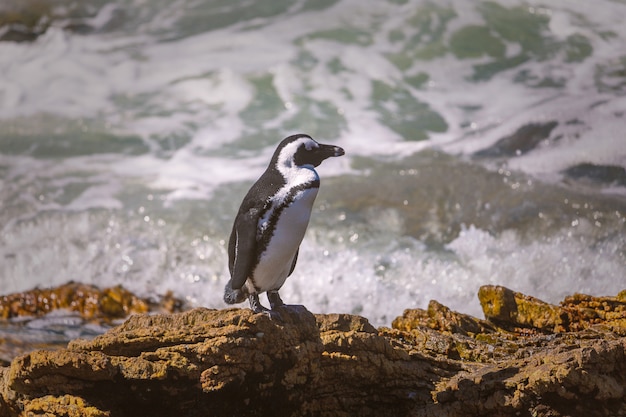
[223,134,345,313]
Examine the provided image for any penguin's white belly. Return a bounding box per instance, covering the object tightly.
[251,187,318,292]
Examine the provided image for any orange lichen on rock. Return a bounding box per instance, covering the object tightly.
[0,283,182,321]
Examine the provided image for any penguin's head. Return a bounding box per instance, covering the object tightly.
[274,134,345,170]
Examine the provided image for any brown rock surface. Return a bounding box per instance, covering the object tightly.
[0,0,124,42]
[0,283,185,365]
[478,285,626,335]
[0,282,182,321]
[0,286,624,417]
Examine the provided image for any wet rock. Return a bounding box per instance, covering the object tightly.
[473,121,558,158]
[0,283,182,321]
[0,0,125,42]
[0,0,49,42]
[0,284,185,364]
[0,287,624,417]
[562,162,626,187]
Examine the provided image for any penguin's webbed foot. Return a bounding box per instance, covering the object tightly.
[264,310,283,320]
[249,293,283,320]
[278,304,308,315]
[267,291,284,310]
[248,293,269,313]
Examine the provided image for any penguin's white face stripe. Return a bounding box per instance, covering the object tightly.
[276,136,320,174]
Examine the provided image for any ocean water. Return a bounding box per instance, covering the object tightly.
[1,0,625,333]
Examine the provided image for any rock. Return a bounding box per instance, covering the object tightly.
[562,163,626,187]
[478,285,626,335]
[393,299,497,336]
[0,287,624,417]
[21,395,110,417]
[0,0,50,42]
[433,337,626,417]
[562,292,626,336]
[0,284,185,364]
[473,121,559,158]
[478,285,570,333]
[0,283,183,321]
[0,0,126,42]
[1,307,452,417]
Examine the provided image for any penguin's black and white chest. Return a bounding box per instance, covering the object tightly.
[249,171,319,292]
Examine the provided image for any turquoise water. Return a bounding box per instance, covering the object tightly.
[0,0,625,331]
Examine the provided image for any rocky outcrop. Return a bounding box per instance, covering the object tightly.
[0,282,183,321]
[478,285,626,335]
[473,122,559,158]
[0,0,124,42]
[0,286,624,417]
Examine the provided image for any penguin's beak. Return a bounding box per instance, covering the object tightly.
[319,143,345,159]
[304,142,345,167]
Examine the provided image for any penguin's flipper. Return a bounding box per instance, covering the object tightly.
[288,247,299,277]
[230,209,258,290]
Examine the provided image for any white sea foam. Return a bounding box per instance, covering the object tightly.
[1,183,623,326]
[1,0,624,175]
[274,223,625,325]
[1,0,625,330]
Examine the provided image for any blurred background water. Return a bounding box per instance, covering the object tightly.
[0,0,625,332]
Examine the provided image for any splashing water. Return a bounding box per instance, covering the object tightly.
[0,0,625,332]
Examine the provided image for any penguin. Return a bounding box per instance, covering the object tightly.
[223,134,345,313]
